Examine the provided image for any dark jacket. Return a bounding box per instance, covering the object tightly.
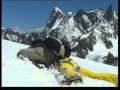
[17,46,57,68]
[17,37,71,68]
[44,37,71,58]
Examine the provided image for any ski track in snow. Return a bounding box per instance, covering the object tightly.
[2,39,118,87]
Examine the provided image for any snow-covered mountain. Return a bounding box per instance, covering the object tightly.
[2,27,45,45]
[2,39,118,87]
[2,4,118,66]
[43,5,118,65]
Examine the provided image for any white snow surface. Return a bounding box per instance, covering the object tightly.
[86,26,118,62]
[82,15,90,23]
[2,27,5,30]
[2,39,118,87]
[51,18,63,30]
[6,34,18,42]
[80,32,91,40]
[58,16,81,47]
[13,27,24,34]
[54,7,64,14]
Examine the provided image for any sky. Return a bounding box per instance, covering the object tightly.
[2,0,118,32]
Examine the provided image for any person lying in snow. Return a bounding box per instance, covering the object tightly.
[17,37,71,69]
[58,57,118,86]
[17,37,118,86]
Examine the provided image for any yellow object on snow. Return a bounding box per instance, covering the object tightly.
[58,58,82,77]
[58,57,118,86]
[80,67,118,86]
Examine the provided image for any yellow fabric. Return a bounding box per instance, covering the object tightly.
[58,57,118,86]
[59,60,82,77]
[80,67,118,86]
[61,58,78,69]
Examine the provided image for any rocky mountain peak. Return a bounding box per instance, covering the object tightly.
[45,7,65,30]
[104,4,114,21]
[53,7,64,14]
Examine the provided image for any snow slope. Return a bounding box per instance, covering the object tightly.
[2,39,118,87]
[85,29,118,62]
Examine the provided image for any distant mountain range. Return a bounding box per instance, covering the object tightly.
[2,4,118,66]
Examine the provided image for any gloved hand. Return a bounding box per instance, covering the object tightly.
[62,75,83,85]
[75,66,80,72]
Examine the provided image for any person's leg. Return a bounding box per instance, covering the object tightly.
[79,67,118,86]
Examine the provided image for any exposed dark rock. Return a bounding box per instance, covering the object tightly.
[104,4,114,21]
[46,7,65,29]
[103,52,118,65]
